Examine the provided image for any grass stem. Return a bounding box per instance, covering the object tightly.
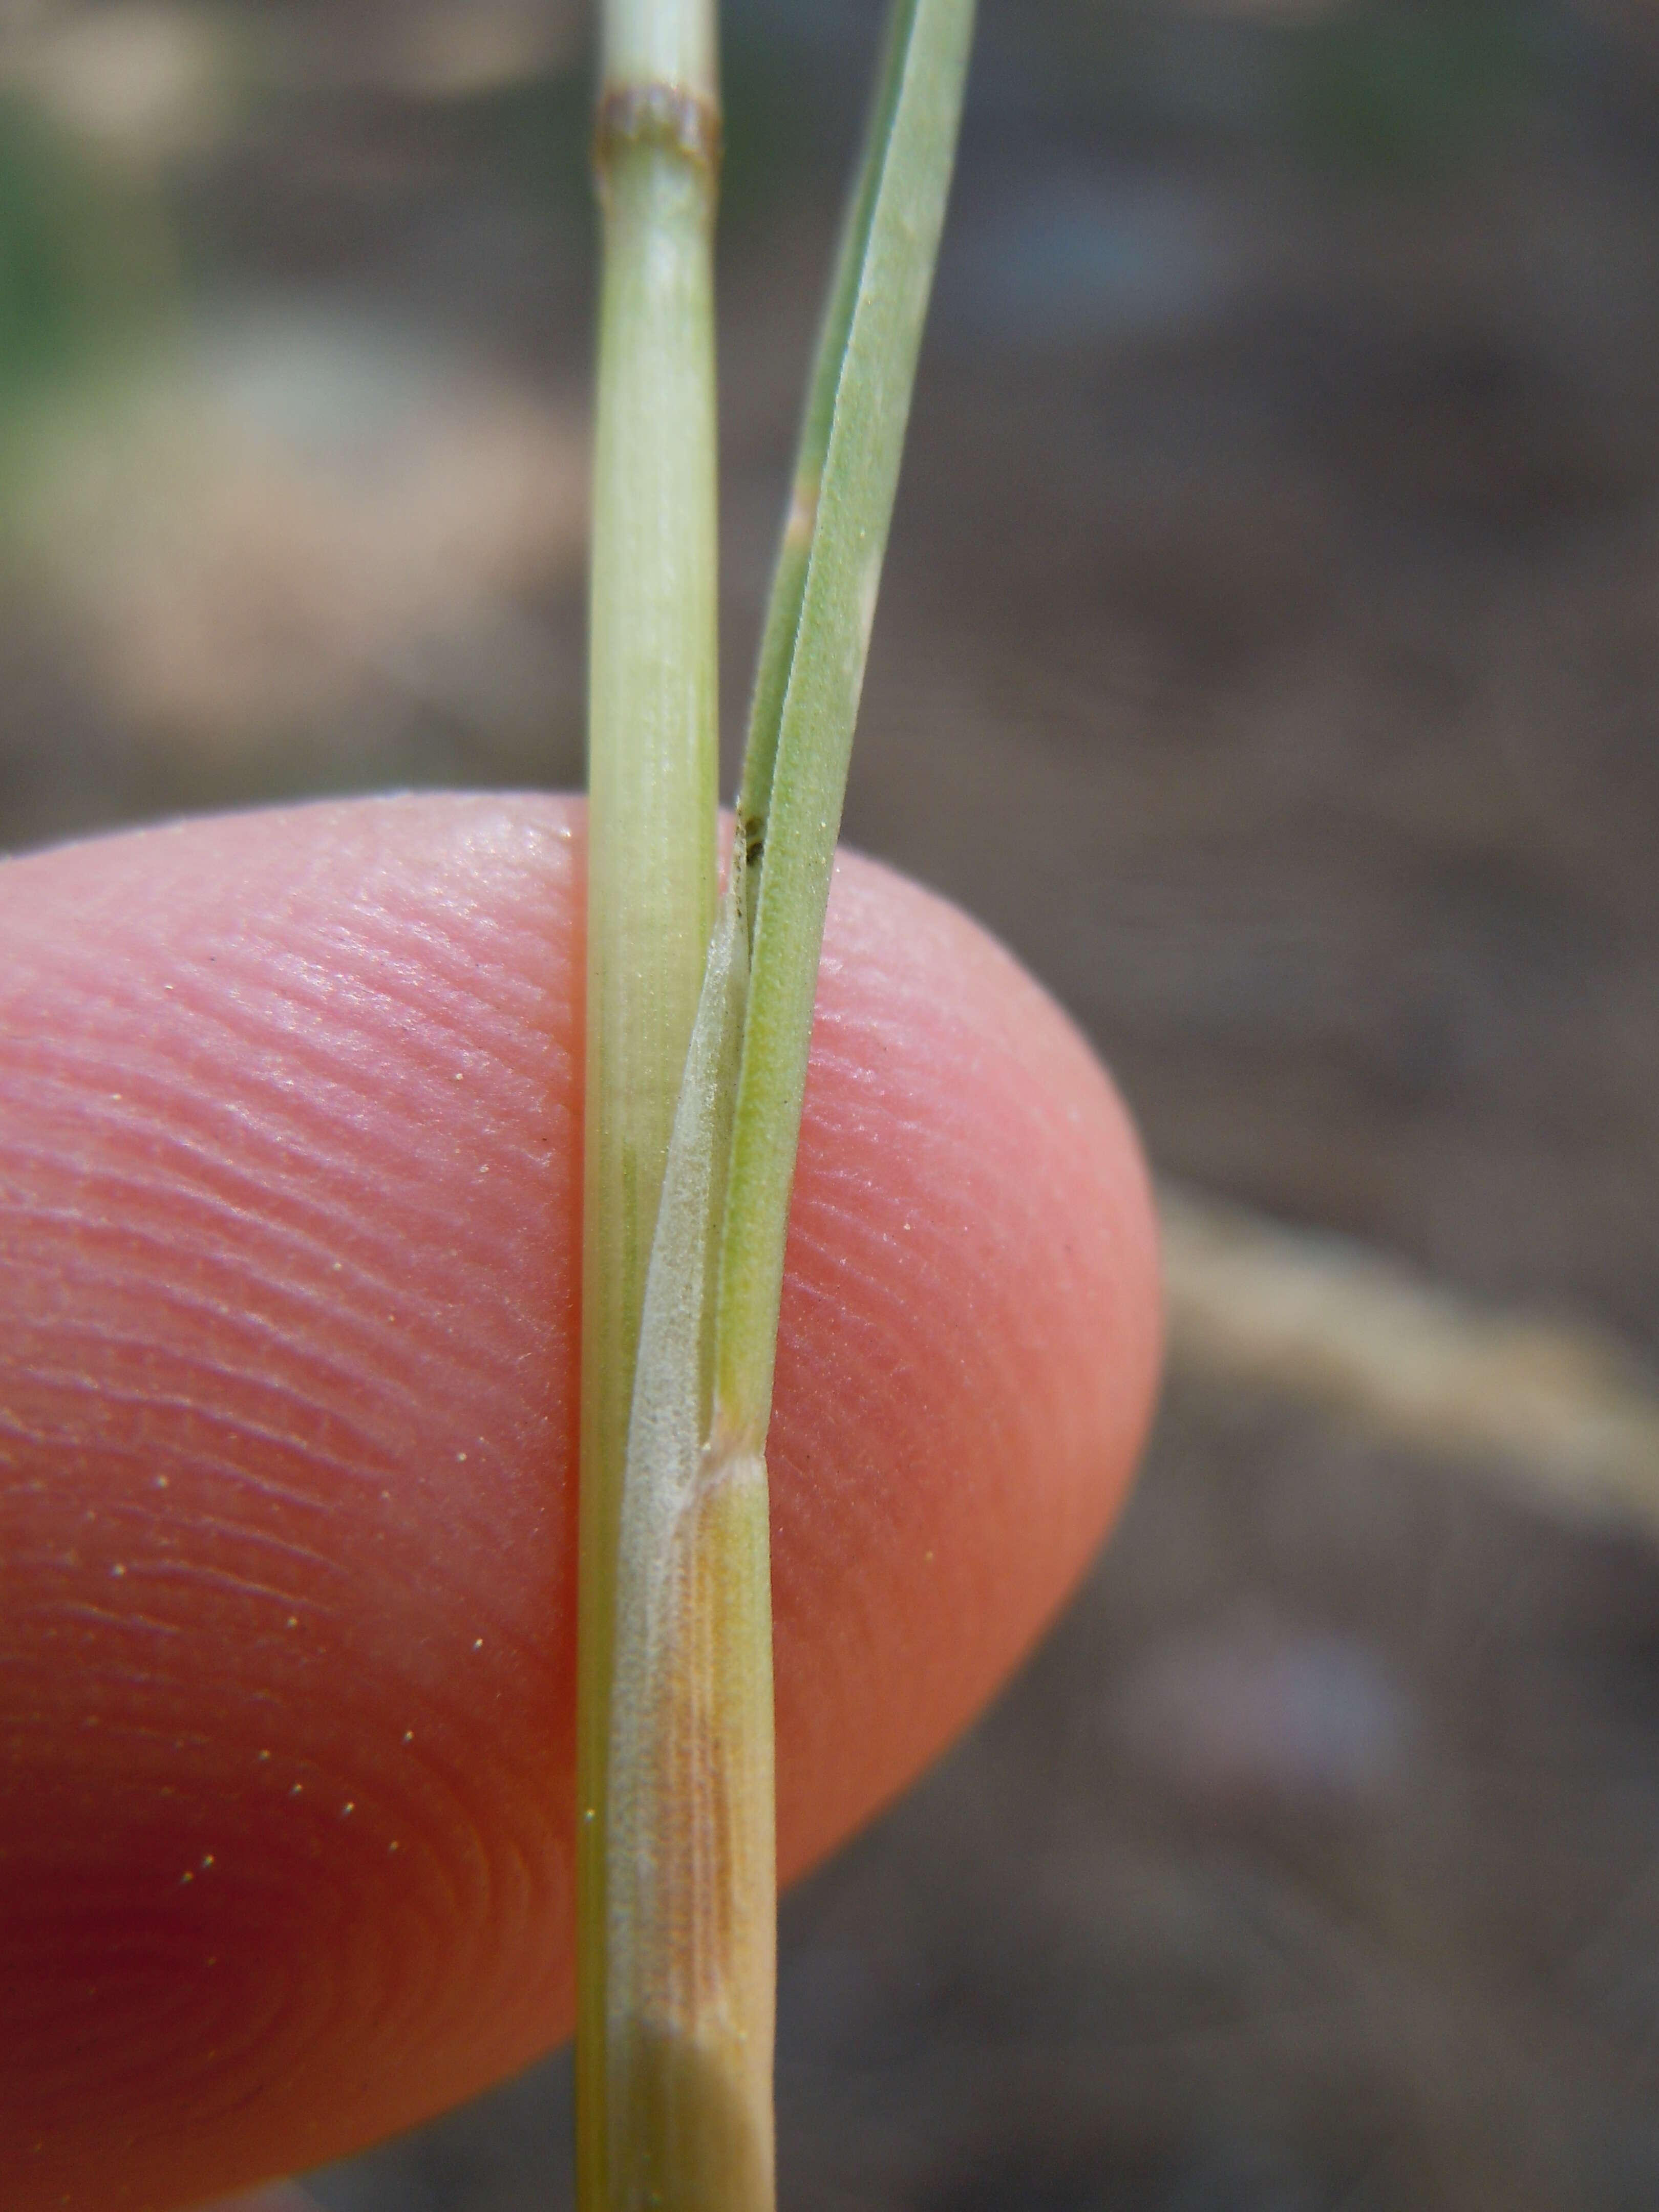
[578,2,720,2204]
[583,5,974,2205]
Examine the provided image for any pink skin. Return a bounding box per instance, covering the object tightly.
[0,795,1160,2209]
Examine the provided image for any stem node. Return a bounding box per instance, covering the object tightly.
[594,82,724,190]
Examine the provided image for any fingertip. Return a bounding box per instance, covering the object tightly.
[0,796,1159,2205]
[770,849,1161,1874]
[196,2189,322,2212]
[1,795,588,2207]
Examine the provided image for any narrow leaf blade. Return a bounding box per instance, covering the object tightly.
[717,0,977,1445]
[738,0,918,859]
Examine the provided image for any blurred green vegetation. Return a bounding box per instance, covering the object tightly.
[0,94,173,413]
[995,0,1547,177]
[1289,1,1544,178]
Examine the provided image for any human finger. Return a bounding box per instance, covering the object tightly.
[0,794,1159,2207]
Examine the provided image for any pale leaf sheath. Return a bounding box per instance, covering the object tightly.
[607,875,777,2212]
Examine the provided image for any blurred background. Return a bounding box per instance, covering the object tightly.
[5,0,1659,2203]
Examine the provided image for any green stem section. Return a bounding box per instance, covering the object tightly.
[715,0,976,1453]
[579,4,720,2203]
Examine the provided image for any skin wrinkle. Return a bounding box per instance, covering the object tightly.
[11,1198,559,1471]
[18,1890,321,2043]
[57,1770,506,2079]
[132,993,534,1141]
[249,897,567,1016]
[5,1371,393,1503]
[10,872,575,1079]
[14,1794,549,2072]
[2,1077,521,1208]
[103,1549,347,1617]
[2,1188,522,1366]
[17,1314,503,1462]
[1,1096,558,1274]
[0,794,1155,2208]
[41,1602,188,1641]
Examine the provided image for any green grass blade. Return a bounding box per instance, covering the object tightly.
[737,0,914,868]
[716,0,976,1449]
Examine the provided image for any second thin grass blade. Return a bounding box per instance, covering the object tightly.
[737,0,916,859]
[715,0,977,1451]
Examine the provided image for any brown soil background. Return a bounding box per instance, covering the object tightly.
[6,3,1659,2204]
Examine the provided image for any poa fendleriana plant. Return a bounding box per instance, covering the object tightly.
[578,3,975,2205]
